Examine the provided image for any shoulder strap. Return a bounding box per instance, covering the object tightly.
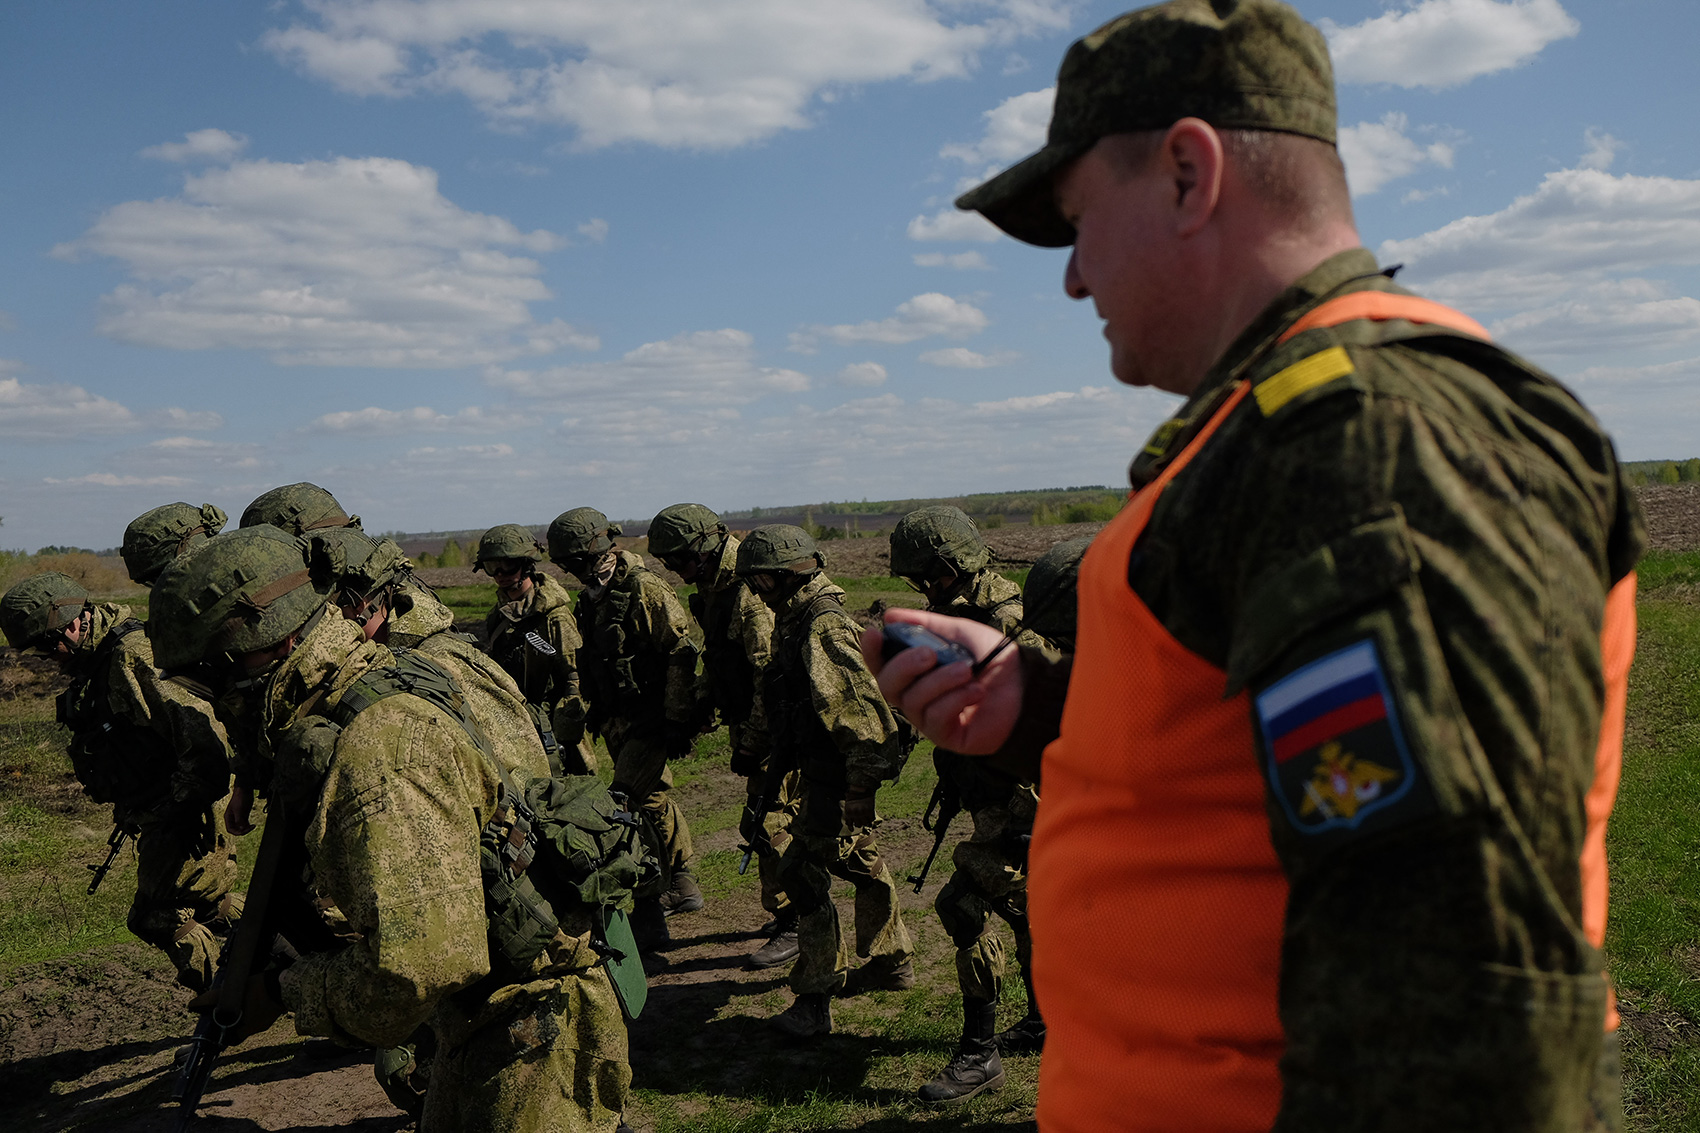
[1278,291,1490,345]
[329,648,495,761]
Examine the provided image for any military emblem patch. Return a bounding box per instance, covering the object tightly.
[1255,640,1416,834]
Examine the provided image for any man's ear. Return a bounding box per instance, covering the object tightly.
[1163,118,1224,238]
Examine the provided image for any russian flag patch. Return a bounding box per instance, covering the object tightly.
[1254,640,1417,835]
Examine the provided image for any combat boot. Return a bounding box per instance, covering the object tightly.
[918,997,1004,1104]
[658,865,704,916]
[995,971,1045,1053]
[838,956,915,996]
[748,913,799,969]
[770,992,833,1038]
[629,896,671,954]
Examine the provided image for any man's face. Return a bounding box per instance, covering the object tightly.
[488,559,532,596]
[1055,143,1188,394]
[658,550,706,583]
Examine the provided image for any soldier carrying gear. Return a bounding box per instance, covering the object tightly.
[737,525,915,1039]
[473,523,599,778]
[239,482,361,537]
[2,566,240,995]
[892,507,1044,1103]
[121,502,228,586]
[150,528,635,1132]
[549,507,706,944]
[650,503,798,967]
[1022,535,1091,655]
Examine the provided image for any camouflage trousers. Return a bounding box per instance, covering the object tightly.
[779,785,913,996]
[747,766,801,916]
[424,968,631,1133]
[605,723,692,885]
[126,799,242,993]
[934,803,1032,1003]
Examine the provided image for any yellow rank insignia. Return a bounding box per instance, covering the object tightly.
[1255,346,1354,416]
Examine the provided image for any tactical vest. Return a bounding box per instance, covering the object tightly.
[689,585,757,726]
[933,573,1028,815]
[576,566,670,728]
[56,619,175,813]
[287,649,650,987]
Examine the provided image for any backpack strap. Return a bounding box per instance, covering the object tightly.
[1277,291,1491,345]
[328,648,495,763]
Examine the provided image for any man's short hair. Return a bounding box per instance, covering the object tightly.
[1098,127,1352,230]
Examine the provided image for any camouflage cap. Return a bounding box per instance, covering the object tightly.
[1025,535,1092,648]
[121,502,229,586]
[891,506,989,578]
[239,482,361,536]
[957,0,1336,247]
[735,524,823,577]
[647,503,727,559]
[307,527,410,600]
[147,526,330,668]
[1,572,90,649]
[474,523,546,572]
[546,508,622,562]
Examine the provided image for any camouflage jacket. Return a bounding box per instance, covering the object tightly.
[1012,248,1645,1127]
[767,574,902,797]
[483,573,586,723]
[927,572,1034,816]
[270,614,585,1050]
[574,551,701,737]
[689,535,772,753]
[60,603,231,826]
[388,583,550,781]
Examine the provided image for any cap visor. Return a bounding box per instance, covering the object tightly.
[954,142,1086,248]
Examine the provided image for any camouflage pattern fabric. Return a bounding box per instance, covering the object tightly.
[482,573,598,775]
[1009,248,1645,1130]
[270,614,629,1127]
[62,605,239,989]
[748,769,801,916]
[779,785,913,996]
[575,551,702,875]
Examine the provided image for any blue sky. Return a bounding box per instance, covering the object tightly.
[3,0,1697,550]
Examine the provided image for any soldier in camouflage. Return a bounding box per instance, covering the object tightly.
[474,524,598,777]
[2,553,239,994]
[737,525,914,1038]
[549,508,706,940]
[239,481,361,536]
[870,2,1645,1128]
[149,526,633,1133]
[648,503,800,968]
[891,508,1045,1102]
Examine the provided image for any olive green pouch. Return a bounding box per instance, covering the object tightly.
[600,907,647,1020]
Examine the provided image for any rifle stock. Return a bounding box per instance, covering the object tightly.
[907,780,960,894]
[86,824,131,895]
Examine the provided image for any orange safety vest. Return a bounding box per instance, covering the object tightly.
[1030,293,1635,1131]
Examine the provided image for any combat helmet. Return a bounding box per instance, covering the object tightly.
[890,506,989,580]
[1024,536,1091,650]
[307,527,411,605]
[546,508,622,564]
[239,482,361,536]
[735,524,824,578]
[473,524,546,573]
[647,503,727,560]
[122,502,228,586]
[1,572,90,650]
[148,527,330,670]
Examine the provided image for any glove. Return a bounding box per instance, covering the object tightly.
[187,970,287,1046]
[842,790,877,830]
[729,746,763,778]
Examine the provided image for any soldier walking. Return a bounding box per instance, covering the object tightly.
[736,525,914,1038]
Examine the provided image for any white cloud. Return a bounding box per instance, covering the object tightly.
[487,328,810,418]
[907,208,1001,243]
[577,217,609,243]
[55,155,596,368]
[940,87,1052,165]
[140,128,249,163]
[791,293,987,352]
[311,404,537,433]
[1488,280,1700,353]
[146,407,225,431]
[0,372,141,438]
[1338,112,1456,196]
[837,362,888,387]
[263,0,1068,151]
[1579,128,1622,172]
[919,347,1016,368]
[914,251,991,271]
[42,473,192,488]
[1323,0,1580,91]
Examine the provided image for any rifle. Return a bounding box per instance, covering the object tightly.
[907,776,961,894]
[522,632,563,762]
[737,799,763,875]
[86,824,131,895]
[172,800,291,1129]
